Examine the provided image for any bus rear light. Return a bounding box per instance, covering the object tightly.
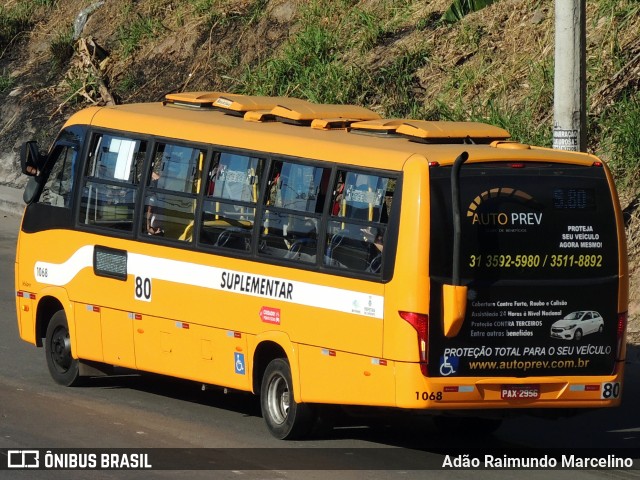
[508,162,525,168]
[399,311,429,375]
[428,161,440,167]
[616,312,627,360]
[592,161,603,167]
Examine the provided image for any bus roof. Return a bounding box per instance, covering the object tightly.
[64,93,601,171]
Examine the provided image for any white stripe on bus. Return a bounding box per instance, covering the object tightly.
[34,246,384,319]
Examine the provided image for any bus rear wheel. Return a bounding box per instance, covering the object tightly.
[260,358,314,439]
[45,311,82,387]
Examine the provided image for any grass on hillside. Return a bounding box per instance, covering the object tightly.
[0,0,53,53]
[1,0,639,197]
[234,0,639,197]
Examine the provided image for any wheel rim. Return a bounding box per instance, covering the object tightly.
[267,374,290,425]
[50,325,72,373]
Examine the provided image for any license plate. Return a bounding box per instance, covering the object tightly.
[500,384,540,400]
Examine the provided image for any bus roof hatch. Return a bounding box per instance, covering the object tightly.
[396,121,510,142]
[310,118,362,130]
[213,94,307,114]
[349,119,406,134]
[164,91,228,108]
[271,103,381,125]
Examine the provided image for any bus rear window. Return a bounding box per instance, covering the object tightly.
[429,163,618,282]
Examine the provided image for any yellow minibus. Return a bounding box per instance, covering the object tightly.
[15,92,628,438]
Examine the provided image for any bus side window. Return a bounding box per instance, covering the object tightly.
[79,134,146,232]
[259,160,330,264]
[199,152,264,251]
[142,143,205,241]
[325,170,394,274]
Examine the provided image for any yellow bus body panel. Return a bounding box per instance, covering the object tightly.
[383,155,431,362]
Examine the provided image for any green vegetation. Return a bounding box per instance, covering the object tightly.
[432,58,555,148]
[237,2,363,103]
[113,73,139,100]
[0,2,39,51]
[351,3,412,53]
[353,9,389,52]
[50,27,75,70]
[0,71,13,93]
[243,0,269,25]
[0,0,55,55]
[63,70,98,106]
[189,0,268,28]
[586,0,640,194]
[116,3,164,57]
[442,0,498,23]
[189,0,234,27]
[368,48,430,118]
[598,92,640,193]
[237,1,426,107]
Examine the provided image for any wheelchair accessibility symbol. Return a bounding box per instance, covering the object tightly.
[234,352,246,375]
[439,354,459,377]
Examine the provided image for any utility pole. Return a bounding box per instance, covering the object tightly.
[553,0,587,152]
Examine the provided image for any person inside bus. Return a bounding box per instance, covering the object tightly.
[361,226,384,252]
[145,169,164,235]
[331,174,344,215]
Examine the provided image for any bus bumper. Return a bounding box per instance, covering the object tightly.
[394,361,625,410]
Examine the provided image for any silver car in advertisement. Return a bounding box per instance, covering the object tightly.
[550,311,604,341]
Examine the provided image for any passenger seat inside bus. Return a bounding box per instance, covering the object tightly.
[326,231,379,272]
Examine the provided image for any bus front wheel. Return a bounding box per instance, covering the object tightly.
[45,311,82,387]
[260,358,314,439]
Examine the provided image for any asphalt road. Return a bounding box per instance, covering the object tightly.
[0,210,639,479]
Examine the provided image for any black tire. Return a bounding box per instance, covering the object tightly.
[574,328,583,342]
[260,358,315,440]
[598,324,604,334]
[45,310,82,387]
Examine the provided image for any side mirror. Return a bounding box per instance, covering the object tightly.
[23,176,44,204]
[20,141,45,176]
